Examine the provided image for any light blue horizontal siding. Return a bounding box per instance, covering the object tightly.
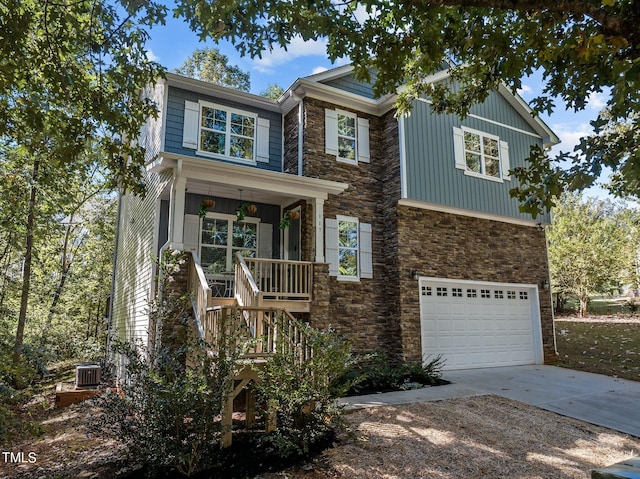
[164,87,282,172]
[404,94,552,223]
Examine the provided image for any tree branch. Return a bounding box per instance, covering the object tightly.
[410,0,632,39]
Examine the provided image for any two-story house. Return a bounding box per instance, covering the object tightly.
[110,64,559,371]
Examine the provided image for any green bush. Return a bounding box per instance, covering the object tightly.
[89,335,246,477]
[253,321,356,459]
[337,354,445,396]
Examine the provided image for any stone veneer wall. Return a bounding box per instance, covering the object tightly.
[309,263,330,330]
[395,206,556,363]
[302,97,401,355]
[283,108,299,175]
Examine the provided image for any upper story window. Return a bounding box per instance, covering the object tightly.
[325,108,370,165]
[337,112,357,162]
[453,126,510,182]
[200,106,255,160]
[182,100,270,165]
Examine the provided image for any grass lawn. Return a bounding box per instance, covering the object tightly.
[555,317,640,382]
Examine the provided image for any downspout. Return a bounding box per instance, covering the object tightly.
[543,225,558,356]
[153,159,183,361]
[291,92,304,176]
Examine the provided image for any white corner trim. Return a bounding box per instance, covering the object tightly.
[398,116,408,198]
[398,198,548,227]
[159,78,168,152]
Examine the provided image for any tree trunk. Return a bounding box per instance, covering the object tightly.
[40,212,74,345]
[578,294,590,318]
[14,158,40,363]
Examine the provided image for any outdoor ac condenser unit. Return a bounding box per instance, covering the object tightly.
[75,363,101,388]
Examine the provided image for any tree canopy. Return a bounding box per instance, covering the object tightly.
[1,0,166,195]
[547,193,632,317]
[173,0,640,216]
[174,47,251,91]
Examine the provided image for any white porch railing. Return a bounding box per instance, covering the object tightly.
[241,256,313,302]
[187,251,213,339]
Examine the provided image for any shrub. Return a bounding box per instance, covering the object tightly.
[89,333,247,477]
[337,354,446,396]
[253,321,356,459]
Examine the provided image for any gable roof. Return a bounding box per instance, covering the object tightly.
[166,65,558,148]
[284,64,559,147]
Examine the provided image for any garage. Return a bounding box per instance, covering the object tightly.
[419,278,543,370]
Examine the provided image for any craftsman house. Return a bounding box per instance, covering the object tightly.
[110,65,559,372]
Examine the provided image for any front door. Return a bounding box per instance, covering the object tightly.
[285,207,301,261]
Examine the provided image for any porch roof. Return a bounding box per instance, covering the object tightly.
[150,151,349,205]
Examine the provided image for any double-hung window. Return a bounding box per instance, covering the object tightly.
[199,103,256,161]
[325,109,370,164]
[453,126,510,181]
[338,217,359,278]
[325,216,373,281]
[182,100,271,164]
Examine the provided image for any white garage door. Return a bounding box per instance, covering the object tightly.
[420,278,542,370]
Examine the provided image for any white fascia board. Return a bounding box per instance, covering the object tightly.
[398,198,549,227]
[162,151,349,200]
[496,83,559,148]
[285,79,396,116]
[303,64,355,82]
[166,72,281,113]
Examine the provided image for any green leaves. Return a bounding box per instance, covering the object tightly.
[547,193,631,316]
[171,0,640,217]
[173,47,251,92]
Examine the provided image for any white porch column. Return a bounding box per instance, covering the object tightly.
[169,175,187,250]
[313,197,325,263]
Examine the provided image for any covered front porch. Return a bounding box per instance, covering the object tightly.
[151,153,347,313]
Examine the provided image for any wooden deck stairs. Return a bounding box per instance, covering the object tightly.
[186,252,314,447]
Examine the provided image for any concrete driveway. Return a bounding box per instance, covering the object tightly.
[341,365,640,437]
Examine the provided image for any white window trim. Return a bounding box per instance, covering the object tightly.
[196,100,258,165]
[461,126,504,183]
[336,109,358,165]
[336,214,360,281]
[200,212,261,272]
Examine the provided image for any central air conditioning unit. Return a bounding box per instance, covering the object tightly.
[75,363,101,388]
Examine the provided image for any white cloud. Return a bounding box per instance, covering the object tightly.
[549,121,592,157]
[586,91,608,111]
[146,49,160,62]
[517,84,533,96]
[252,37,328,74]
[311,66,328,75]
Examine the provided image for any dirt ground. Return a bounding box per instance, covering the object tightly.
[2,394,640,479]
[260,395,640,479]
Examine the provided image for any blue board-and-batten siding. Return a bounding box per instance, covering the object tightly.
[164,87,283,172]
[403,94,552,224]
[322,71,378,99]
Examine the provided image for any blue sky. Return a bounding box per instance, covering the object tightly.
[147,14,612,199]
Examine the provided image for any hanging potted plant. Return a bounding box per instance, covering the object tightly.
[245,203,258,215]
[236,203,257,221]
[198,199,216,219]
[279,210,299,230]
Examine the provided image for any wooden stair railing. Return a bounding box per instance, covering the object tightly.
[188,251,314,447]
